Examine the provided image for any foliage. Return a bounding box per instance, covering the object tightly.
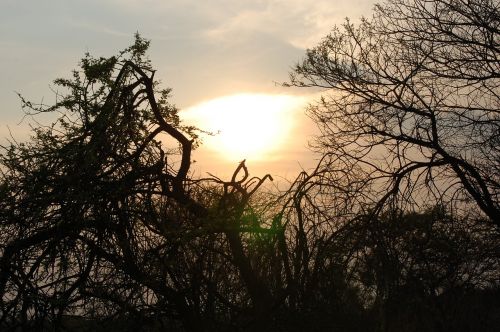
[0,34,279,331]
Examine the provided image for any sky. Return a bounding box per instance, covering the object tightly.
[0,0,376,180]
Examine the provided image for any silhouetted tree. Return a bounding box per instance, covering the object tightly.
[0,35,280,332]
[282,0,500,330]
[288,0,500,227]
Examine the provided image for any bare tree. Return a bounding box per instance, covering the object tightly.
[288,0,500,226]
[281,1,500,328]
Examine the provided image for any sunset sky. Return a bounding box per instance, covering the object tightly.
[0,0,376,179]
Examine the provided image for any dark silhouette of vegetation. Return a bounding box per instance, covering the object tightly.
[0,35,280,331]
[1,0,499,331]
[283,0,500,330]
[288,0,500,227]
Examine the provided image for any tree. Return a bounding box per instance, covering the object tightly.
[0,35,280,331]
[281,0,500,329]
[288,0,500,227]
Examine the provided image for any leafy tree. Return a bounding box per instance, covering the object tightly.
[0,35,279,331]
[288,0,500,227]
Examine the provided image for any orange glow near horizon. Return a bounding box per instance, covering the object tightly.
[182,94,306,162]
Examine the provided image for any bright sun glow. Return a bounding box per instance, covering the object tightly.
[182,94,305,161]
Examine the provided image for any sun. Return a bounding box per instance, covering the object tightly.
[182,94,304,162]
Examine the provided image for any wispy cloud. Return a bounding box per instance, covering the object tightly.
[203,0,376,49]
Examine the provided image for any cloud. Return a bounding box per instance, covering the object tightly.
[202,0,377,49]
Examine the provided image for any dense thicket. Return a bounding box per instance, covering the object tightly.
[1,1,499,331]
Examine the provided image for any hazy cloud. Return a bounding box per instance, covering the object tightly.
[203,0,377,49]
